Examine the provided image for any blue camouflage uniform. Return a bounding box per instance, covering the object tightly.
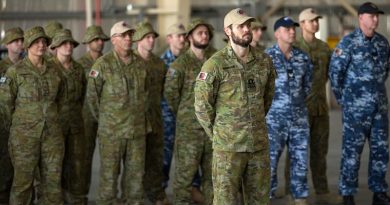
[329,28,390,196]
[160,49,201,188]
[265,45,313,199]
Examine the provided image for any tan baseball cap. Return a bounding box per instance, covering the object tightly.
[299,8,322,22]
[166,22,186,36]
[224,8,255,28]
[110,21,135,37]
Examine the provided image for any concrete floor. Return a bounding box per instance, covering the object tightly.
[87,110,389,204]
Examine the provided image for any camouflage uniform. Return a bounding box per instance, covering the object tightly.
[194,44,276,205]
[77,25,109,199]
[283,37,332,195]
[133,22,166,202]
[164,23,216,203]
[0,27,24,204]
[50,28,89,204]
[0,26,64,205]
[329,28,390,196]
[86,50,147,205]
[265,45,313,199]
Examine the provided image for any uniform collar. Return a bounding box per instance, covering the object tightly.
[226,44,256,65]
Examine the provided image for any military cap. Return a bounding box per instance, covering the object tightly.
[110,21,135,37]
[133,21,159,42]
[358,2,384,15]
[1,27,24,45]
[24,26,50,48]
[251,19,267,30]
[82,25,109,44]
[44,21,63,39]
[274,16,299,31]
[49,29,79,49]
[224,8,255,28]
[299,8,322,22]
[166,23,186,36]
[186,18,214,40]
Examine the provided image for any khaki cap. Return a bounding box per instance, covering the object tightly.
[82,25,109,44]
[49,29,79,49]
[186,18,214,40]
[224,8,255,28]
[1,27,24,45]
[44,21,63,38]
[23,26,50,48]
[110,21,135,37]
[299,8,322,22]
[133,21,159,42]
[166,23,186,36]
[251,19,267,30]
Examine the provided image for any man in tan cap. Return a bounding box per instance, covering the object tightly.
[77,25,109,199]
[86,21,147,205]
[0,26,24,205]
[0,26,64,205]
[250,19,267,51]
[194,8,276,205]
[50,29,89,205]
[133,21,166,205]
[164,18,216,205]
[280,8,342,205]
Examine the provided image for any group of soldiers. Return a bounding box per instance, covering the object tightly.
[0,1,390,205]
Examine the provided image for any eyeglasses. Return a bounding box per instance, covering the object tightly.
[113,31,134,38]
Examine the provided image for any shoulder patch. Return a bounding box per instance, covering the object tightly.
[197,72,208,81]
[0,76,7,84]
[334,48,343,56]
[89,69,99,78]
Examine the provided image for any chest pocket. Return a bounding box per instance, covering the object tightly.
[220,67,242,96]
[106,70,128,96]
[18,74,40,100]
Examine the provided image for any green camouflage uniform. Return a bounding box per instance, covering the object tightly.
[0,57,17,204]
[0,57,64,205]
[135,50,166,202]
[78,25,110,200]
[54,58,88,204]
[164,44,216,205]
[0,26,64,205]
[194,44,276,205]
[133,21,166,203]
[0,27,24,204]
[284,36,332,195]
[86,50,147,205]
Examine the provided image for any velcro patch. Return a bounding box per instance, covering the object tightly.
[197,72,208,81]
[334,48,343,56]
[89,69,99,78]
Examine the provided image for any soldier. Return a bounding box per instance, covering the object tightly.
[250,19,267,51]
[329,2,390,205]
[0,27,24,205]
[133,21,166,205]
[194,8,275,205]
[86,21,147,205]
[78,25,109,198]
[44,21,63,57]
[0,26,64,205]
[50,29,88,205]
[164,18,216,205]
[265,16,312,205]
[280,8,342,204]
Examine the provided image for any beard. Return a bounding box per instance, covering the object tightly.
[192,39,209,49]
[231,31,252,48]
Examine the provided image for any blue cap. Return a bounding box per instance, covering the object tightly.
[273,16,299,31]
[358,2,384,15]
